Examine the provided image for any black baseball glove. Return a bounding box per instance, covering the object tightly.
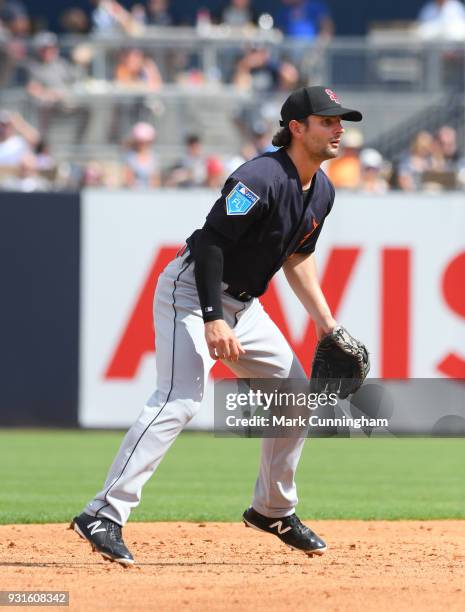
[310,325,370,399]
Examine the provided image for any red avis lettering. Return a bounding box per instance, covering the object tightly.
[437,251,465,378]
[381,249,410,378]
[105,247,178,378]
[104,247,361,379]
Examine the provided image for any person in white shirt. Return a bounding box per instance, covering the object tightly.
[417,0,465,39]
[0,110,39,166]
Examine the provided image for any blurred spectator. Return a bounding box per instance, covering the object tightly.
[60,8,90,34]
[225,151,247,175]
[165,134,207,187]
[109,48,162,141]
[359,148,389,194]
[195,6,212,33]
[0,0,29,37]
[91,0,143,36]
[0,109,38,166]
[457,160,465,189]
[435,125,460,170]
[0,0,30,85]
[397,131,439,191]
[325,129,363,190]
[233,46,299,93]
[122,122,160,188]
[274,0,334,40]
[249,121,276,156]
[34,139,55,172]
[225,124,276,175]
[220,0,257,28]
[27,32,89,142]
[131,3,147,26]
[416,0,465,40]
[145,0,174,26]
[172,49,209,86]
[70,43,94,78]
[80,161,107,188]
[0,152,51,192]
[205,156,225,188]
[114,47,162,90]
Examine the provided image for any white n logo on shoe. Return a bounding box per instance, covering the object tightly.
[269,520,292,535]
[87,520,106,535]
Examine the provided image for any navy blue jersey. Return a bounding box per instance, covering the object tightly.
[187,148,334,297]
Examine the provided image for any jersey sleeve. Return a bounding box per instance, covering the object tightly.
[205,161,273,242]
[294,221,325,255]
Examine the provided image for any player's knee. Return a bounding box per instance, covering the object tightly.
[163,397,202,425]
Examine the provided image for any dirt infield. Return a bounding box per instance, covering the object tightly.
[1,521,464,611]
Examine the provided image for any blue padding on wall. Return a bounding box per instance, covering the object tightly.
[0,192,80,426]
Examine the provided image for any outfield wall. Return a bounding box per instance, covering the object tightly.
[0,192,80,426]
[1,190,464,427]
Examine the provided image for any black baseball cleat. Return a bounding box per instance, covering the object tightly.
[242,507,326,557]
[70,512,134,566]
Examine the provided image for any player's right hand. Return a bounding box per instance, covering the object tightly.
[204,320,246,362]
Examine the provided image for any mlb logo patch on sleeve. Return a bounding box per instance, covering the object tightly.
[225,182,260,215]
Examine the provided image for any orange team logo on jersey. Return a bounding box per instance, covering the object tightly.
[297,218,319,248]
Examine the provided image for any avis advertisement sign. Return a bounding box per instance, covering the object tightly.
[79,190,465,428]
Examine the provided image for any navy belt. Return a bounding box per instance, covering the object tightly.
[225,287,253,302]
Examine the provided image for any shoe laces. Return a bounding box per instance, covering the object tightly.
[107,521,123,541]
[286,514,310,535]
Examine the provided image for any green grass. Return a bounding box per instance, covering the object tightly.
[0,431,464,524]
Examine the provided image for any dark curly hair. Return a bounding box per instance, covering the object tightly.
[271,118,309,148]
[271,127,292,148]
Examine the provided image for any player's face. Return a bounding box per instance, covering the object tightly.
[302,115,345,161]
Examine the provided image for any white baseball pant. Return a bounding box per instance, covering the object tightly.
[85,249,308,525]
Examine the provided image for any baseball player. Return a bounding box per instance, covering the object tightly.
[71,86,363,565]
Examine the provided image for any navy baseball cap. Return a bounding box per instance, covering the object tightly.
[279,86,362,126]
